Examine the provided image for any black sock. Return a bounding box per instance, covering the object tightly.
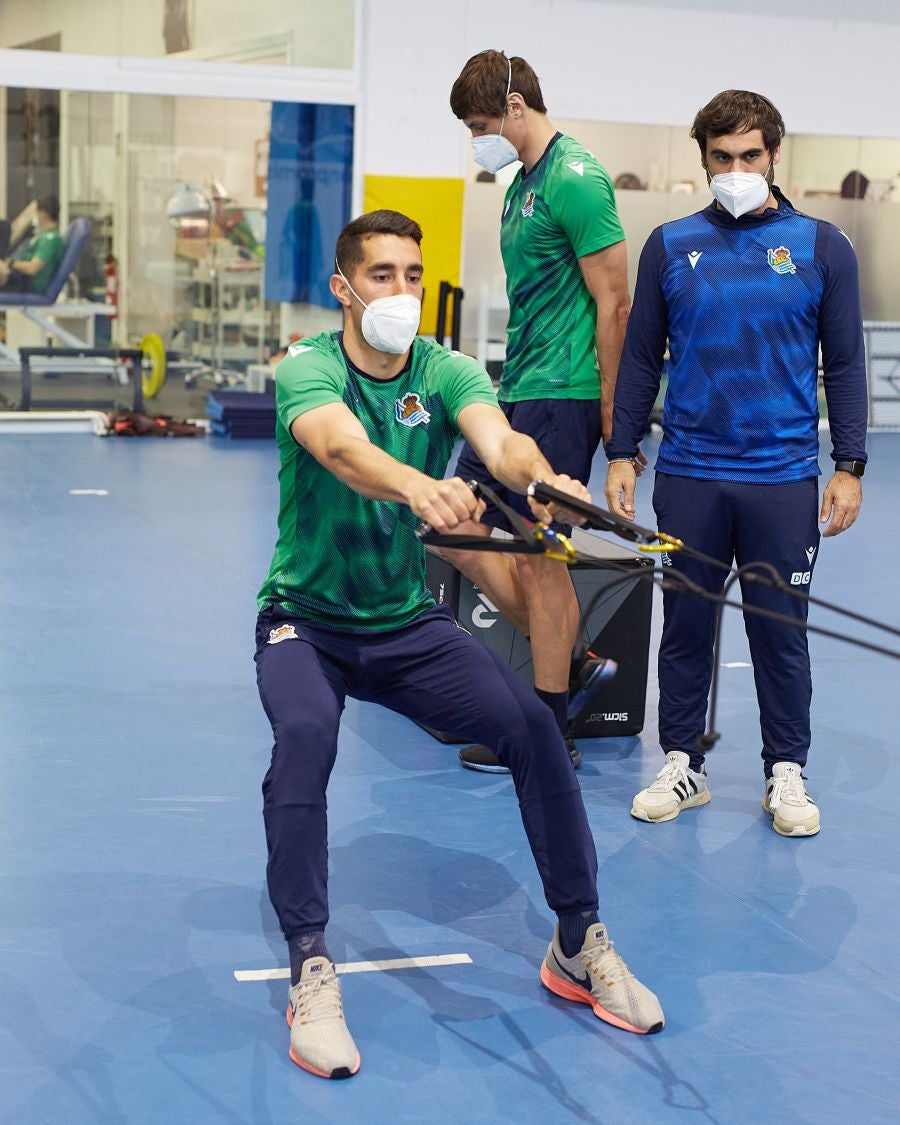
[535,687,568,736]
[558,910,601,957]
[288,930,331,985]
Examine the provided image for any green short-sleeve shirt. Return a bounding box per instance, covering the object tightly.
[499,133,624,402]
[257,331,499,630]
[20,227,64,293]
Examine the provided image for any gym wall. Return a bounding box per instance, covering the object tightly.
[359,0,900,331]
[0,0,355,68]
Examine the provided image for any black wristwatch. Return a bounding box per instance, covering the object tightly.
[834,459,866,478]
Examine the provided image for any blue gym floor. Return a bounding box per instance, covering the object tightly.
[1,428,898,1124]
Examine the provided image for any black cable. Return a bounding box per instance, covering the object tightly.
[529,480,900,642]
[417,479,899,756]
[418,481,899,660]
[673,547,898,639]
[574,554,900,662]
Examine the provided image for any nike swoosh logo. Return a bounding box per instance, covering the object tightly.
[557,958,592,990]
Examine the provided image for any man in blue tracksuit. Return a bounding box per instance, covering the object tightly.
[605,90,868,837]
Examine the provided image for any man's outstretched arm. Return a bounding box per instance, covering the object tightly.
[291,402,484,531]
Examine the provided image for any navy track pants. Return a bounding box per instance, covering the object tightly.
[255,603,599,939]
[652,473,820,774]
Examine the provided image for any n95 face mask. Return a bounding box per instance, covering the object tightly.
[472,130,519,174]
[336,263,421,354]
[359,293,421,354]
[709,171,771,218]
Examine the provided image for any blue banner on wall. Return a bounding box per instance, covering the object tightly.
[265,102,354,307]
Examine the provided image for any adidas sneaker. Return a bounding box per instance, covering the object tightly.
[631,750,711,822]
[763,762,820,836]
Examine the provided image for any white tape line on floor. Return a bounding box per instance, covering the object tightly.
[235,953,473,982]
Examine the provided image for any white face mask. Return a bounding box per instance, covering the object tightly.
[336,265,421,354]
[470,54,519,174]
[472,129,519,174]
[709,170,772,218]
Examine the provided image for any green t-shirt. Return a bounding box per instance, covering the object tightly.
[257,331,499,630]
[499,133,624,402]
[20,227,64,293]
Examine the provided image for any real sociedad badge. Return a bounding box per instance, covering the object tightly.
[767,246,797,275]
[395,392,431,427]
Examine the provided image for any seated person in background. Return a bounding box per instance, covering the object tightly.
[0,199,38,258]
[0,195,64,293]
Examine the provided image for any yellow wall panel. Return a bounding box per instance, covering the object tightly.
[362,175,464,335]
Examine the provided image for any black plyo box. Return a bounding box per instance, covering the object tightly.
[424,528,654,739]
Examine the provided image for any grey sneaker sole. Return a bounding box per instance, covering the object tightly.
[631,787,711,823]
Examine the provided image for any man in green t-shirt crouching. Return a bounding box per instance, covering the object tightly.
[255,208,664,1080]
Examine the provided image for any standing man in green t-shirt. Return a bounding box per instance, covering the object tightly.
[447,51,638,773]
[0,195,64,294]
[255,209,664,1080]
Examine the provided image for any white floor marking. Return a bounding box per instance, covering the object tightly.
[722,661,753,668]
[69,489,109,495]
[234,953,472,982]
[138,796,236,802]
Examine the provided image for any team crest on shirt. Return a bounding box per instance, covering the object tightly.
[268,624,299,645]
[521,190,536,218]
[395,392,431,427]
[767,246,797,275]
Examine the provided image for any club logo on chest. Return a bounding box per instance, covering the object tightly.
[767,246,797,275]
[395,392,431,427]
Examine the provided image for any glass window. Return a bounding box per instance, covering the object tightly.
[0,0,355,68]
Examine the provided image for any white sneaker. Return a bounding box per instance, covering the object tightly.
[541,923,664,1034]
[763,762,820,836]
[286,957,360,1079]
[631,751,711,822]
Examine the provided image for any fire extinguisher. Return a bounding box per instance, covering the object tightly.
[104,253,118,318]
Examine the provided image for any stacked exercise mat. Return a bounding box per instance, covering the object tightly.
[206,390,276,439]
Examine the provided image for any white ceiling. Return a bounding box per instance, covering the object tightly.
[583,0,900,24]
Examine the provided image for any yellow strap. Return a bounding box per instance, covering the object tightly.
[533,526,577,564]
[639,532,684,554]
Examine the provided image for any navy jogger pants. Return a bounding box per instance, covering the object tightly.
[255,603,599,939]
[652,473,820,775]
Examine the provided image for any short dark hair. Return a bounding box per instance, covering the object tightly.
[334,210,423,277]
[36,194,60,222]
[691,90,785,157]
[450,50,547,120]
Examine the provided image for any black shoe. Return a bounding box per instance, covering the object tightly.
[459,740,582,773]
[567,653,618,721]
[458,744,509,773]
[566,739,583,769]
